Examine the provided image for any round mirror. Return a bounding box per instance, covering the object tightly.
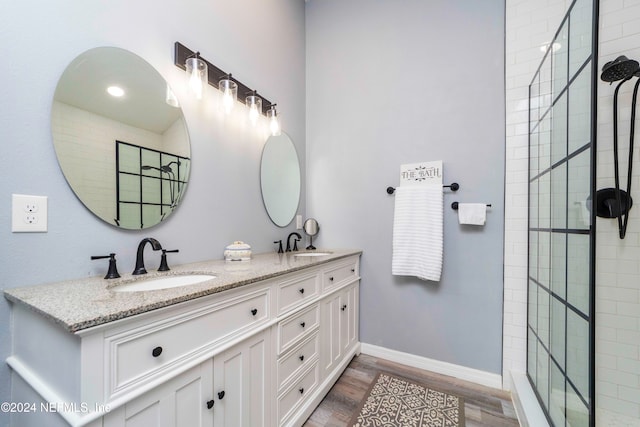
[260,132,301,227]
[51,47,191,229]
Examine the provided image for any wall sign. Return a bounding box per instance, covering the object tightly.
[399,161,442,186]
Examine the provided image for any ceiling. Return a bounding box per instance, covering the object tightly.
[55,47,182,134]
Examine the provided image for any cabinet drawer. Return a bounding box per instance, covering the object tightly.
[277,361,320,425]
[277,303,319,354]
[323,258,358,291]
[107,288,269,398]
[277,331,319,390]
[277,272,319,315]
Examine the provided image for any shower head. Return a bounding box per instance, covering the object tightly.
[601,55,639,82]
[160,160,181,174]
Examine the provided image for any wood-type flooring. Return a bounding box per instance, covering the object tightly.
[303,353,520,427]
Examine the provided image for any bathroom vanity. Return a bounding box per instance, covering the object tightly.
[4,250,361,427]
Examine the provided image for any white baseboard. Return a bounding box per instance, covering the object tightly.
[360,343,503,390]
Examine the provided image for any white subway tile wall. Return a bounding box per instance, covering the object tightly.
[506,0,640,425]
[597,0,640,424]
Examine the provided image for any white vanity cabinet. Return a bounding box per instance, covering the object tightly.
[6,252,360,427]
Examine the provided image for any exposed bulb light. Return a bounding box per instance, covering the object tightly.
[219,75,238,114]
[246,92,262,126]
[185,52,207,100]
[165,85,180,108]
[267,104,281,136]
[107,86,125,97]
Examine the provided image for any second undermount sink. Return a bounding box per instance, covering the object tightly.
[293,252,332,257]
[112,274,216,292]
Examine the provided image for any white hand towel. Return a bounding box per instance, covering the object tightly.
[392,185,443,282]
[457,203,487,225]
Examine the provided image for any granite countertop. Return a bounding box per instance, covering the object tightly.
[4,249,361,334]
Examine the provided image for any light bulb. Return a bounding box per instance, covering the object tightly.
[222,88,235,113]
[189,72,203,98]
[249,104,259,125]
[269,116,280,136]
[107,86,125,97]
[185,55,207,100]
[246,93,262,127]
[218,77,237,114]
[267,106,281,136]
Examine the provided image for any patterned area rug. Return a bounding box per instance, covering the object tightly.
[349,372,464,427]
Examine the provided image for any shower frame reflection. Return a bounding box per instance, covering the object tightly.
[116,140,190,229]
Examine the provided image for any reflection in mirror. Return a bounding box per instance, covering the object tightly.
[260,132,301,227]
[51,47,191,229]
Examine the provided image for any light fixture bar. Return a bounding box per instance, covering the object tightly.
[174,42,273,115]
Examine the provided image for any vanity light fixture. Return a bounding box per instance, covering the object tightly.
[267,104,281,136]
[173,42,278,125]
[219,74,238,114]
[185,51,207,100]
[246,91,262,126]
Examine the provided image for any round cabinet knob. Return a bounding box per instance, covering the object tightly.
[218,391,225,400]
[300,322,306,328]
[206,400,214,409]
[351,268,355,273]
[299,288,305,294]
[299,388,305,394]
[299,355,305,362]
[251,308,258,316]
[329,277,334,282]
[152,346,163,357]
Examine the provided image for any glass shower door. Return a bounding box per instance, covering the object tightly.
[527,0,596,425]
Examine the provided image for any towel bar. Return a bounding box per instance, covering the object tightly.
[451,202,492,210]
[386,182,459,195]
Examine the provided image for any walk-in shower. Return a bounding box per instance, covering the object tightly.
[527,0,597,425]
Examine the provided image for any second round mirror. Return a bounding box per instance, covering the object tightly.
[260,132,301,227]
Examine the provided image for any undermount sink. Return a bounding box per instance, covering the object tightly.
[112,274,216,292]
[293,252,332,257]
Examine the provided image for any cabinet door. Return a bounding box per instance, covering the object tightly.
[321,282,360,380]
[340,282,359,354]
[103,359,214,427]
[213,329,271,427]
[320,291,342,379]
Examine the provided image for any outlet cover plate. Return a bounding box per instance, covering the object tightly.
[12,194,48,232]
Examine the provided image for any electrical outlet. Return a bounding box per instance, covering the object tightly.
[12,194,48,232]
[296,215,303,230]
[24,202,38,213]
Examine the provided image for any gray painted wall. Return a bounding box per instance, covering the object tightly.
[305,0,506,374]
[0,0,305,420]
